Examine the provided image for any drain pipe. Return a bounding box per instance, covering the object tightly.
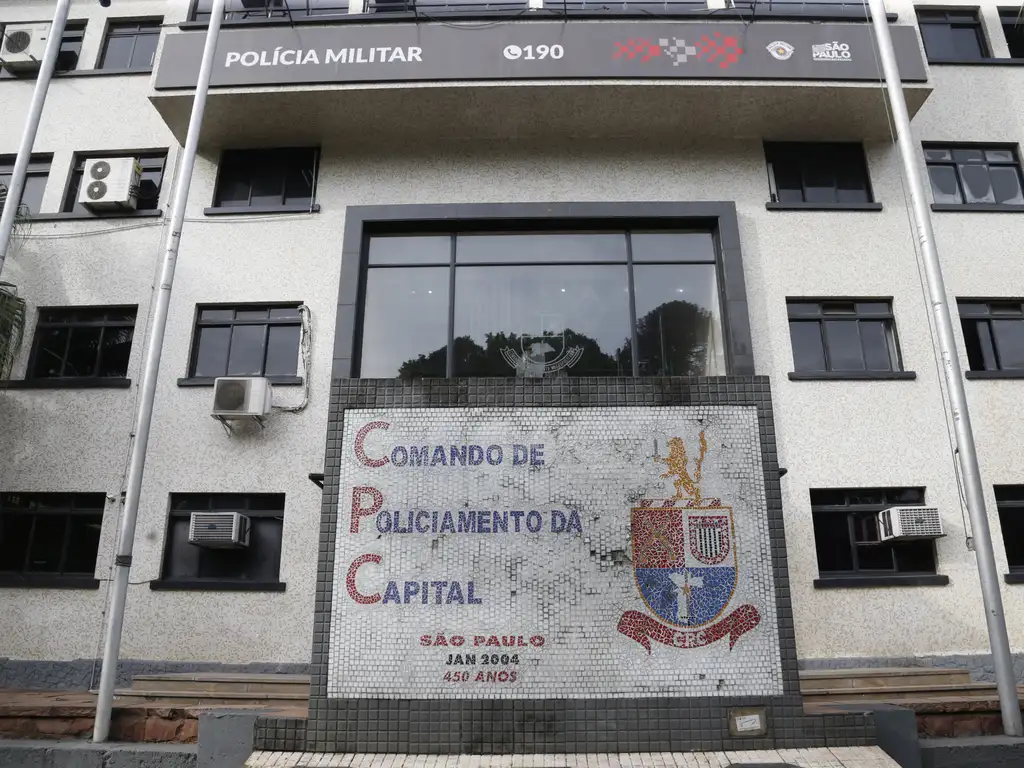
[92,0,227,742]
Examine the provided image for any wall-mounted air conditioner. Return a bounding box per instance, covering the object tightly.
[188,512,251,548]
[212,377,273,419]
[79,158,142,212]
[878,506,945,541]
[1,24,50,72]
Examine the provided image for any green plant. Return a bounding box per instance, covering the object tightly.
[0,281,26,380]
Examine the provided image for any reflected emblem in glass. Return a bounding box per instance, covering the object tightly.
[618,432,760,652]
[500,329,583,377]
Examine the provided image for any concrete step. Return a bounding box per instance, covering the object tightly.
[802,682,1024,703]
[799,667,972,691]
[109,688,308,708]
[921,735,1024,767]
[130,673,310,696]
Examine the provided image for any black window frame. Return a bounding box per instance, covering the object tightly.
[24,305,137,388]
[0,154,52,217]
[0,21,85,80]
[764,142,880,211]
[994,486,1024,581]
[153,492,286,591]
[1001,9,1024,58]
[916,8,990,62]
[959,299,1024,377]
[0,492,104,588]
[925,143,1024,211]
[207,147,320,215]
[181,302,304,386]
[98,18,164,72]
[810,487,947,588]
[61,150,168,216]
[786,299,913,380]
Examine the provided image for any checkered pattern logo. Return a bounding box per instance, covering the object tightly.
[658,38,698,66]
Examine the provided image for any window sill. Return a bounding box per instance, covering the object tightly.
[765,202,883,212]
[965,370,1024,380]
[788,371,916,381]
[26,210,163,222]
[149,580,287,592]
[926,58,1024,66]
[814,575,949,588]
[0,574,100,589]
[1005,573,1024,584]
[56,67,154,77]
[177,375,303,387]
[203,204,320,216]
[930,204,1024,213]
[1,377,132,390]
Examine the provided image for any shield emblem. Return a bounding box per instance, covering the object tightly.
[631,505,737,628]
[520,332,565,369]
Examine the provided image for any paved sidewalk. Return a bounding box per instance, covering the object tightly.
[245,748,899,767]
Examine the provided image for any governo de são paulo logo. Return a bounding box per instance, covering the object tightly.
[617,431,761,652]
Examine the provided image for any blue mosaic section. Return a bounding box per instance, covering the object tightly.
[636,566,736,627]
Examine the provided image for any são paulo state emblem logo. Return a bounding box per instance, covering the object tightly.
[617,431,761,652]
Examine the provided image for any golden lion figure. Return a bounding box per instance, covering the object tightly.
[655,432,707,504]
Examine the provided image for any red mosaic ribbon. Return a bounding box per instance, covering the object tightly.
[617,604,760,652]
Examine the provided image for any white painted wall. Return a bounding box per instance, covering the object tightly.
[1,0,1023,668]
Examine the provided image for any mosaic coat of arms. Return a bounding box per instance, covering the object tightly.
[618,432,761,651]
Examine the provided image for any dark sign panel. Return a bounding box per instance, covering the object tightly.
[154,21,927,89]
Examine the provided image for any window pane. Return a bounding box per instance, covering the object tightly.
[193,325,231,377]
[813,513,854,573]
[632,265,722,376]
[21,174,47,215]
[101,35,135,69]
[801,162,837,204]
[888,488,925,505]
[958,164,995,203]
[227,324,268,376]
[215,158,252,206]
[952,148,985,164]
[0,515,32,571]
[64,515,102,574]
[835,153,871,203]
[789,321,826,372]
[990,166,1024,205]
[894,540,936,573]
[456,233,626,264]
[950,24,986,60]
[27,516,67,572]
[824,320,865,370]
[97,326,133,378]
[283,163,315,205]
[770,158,805,203]
[269,307,301,319]
[856,302,890,315]
[631,232,715,263]
[453,265,630,377]
[787,303,821,318]
[924,148,953,162]
[920,24,953,59]
[998,504,1024,569]
[369,236,450,265]
[200,308,234,321]
[856,542,896,571]
[31,327,69,378]
[992,319,1024,369]
[928,165,963,204]
[961,319,996,371]
[250,170,284,207]
[985,149,1016,163]
[235,309,269,320]
[264,324,301,376]
[360,267,449,378]
[860,320,895,371]
[129,33,159,69]
[161,518,200,579]
[63,327,102,377]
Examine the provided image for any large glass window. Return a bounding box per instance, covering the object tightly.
[925,145,1024,208]
[357,230,724,379]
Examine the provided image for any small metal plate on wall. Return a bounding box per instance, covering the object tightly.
[728,706,769,737]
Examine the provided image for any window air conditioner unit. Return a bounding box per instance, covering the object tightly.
[212,376,273,419]
[0,24,50,72]
[188,512,251,548]
[79,158,143,212]
[878,506,945,541]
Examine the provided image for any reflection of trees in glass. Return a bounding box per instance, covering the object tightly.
[620,299,713,376]
[395,299,712,378]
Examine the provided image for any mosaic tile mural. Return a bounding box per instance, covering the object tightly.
[328,406,783,699]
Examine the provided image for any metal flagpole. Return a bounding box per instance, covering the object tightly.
[865,0,1023,737]
[0,0,71,278]
[92,0,227,742]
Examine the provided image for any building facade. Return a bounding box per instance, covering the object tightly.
[2,0,1024,700]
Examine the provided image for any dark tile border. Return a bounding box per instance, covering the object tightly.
[303,376,874,753]
[333,202,754,380]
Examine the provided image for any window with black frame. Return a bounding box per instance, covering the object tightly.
[787,300,906,376]
[811,488,942,586]
[765,142,875,207]
[62,153,168,214]
[0,155,51,217]
[27,307,137,383]
[357,230,724,379]
[1003,10,1024,58]
[191,0,350,21]
[99,20,162,71]
[211,148,318,212]
[185,304,303,384]
[0,493,104,587]
[994,486,1024,576]
[916,9,989,62]
[157,493,285,590]
[959,300,1024,373]
[925,145,1024,208]
[0,22,84,79]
